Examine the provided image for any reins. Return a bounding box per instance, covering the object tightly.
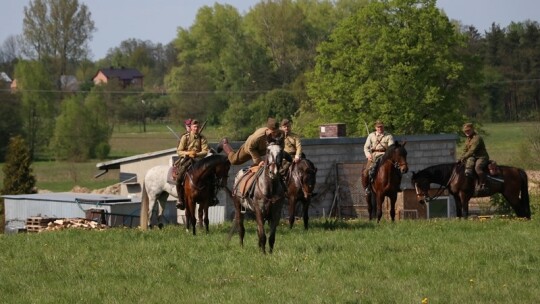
[415,165,458,202]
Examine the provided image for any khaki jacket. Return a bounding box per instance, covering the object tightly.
[284,132,302,159]
[177,132,209,160]
[364,131,395,159]
[460,132,489,161]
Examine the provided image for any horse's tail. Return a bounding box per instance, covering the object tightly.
[140,182,150,229]
[518,169,531,219]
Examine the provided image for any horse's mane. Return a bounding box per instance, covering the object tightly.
[381,141,406,162]
[413,163,455,181]
[298,158,316,173]
[191,154,228,171]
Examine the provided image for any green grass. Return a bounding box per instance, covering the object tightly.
[1,218,539,303]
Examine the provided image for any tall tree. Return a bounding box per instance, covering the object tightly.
[308,0,478,136]
[14,60,57,158]
[22,0,95,77]
[1,136,36,195]
[0,90,23,161]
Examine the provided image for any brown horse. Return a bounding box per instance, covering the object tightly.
[231,142,286,254]
[411,163,531,218]
[365,142,408,222]
[285,158,317,229]
[178,154,231,235]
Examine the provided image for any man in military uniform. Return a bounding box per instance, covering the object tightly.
[176,119,209,210]
[280,119,303,176]
[216,118,284,166]
[459,122,490,191]
[362,120,395,194]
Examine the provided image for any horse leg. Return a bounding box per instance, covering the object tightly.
[302,199,310,230]
[197,204,204,229]
[201,204,210,233]
[268,204,282,254]
[234,198,245,247]
[454,194,464,218]
[156,192,168,229]
[376,193,385,223]
[366,193,374,220]
[185,198,196,235]
[288,194,296,229]
[254,207,267,254]
[388,195,397,222]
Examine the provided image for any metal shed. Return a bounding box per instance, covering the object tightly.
[3,192,173,230]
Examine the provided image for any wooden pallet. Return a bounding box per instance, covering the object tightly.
[26,217,56,233]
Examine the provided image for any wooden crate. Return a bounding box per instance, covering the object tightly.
[26,217,56,233]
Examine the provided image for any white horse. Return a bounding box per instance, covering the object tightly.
[140,165,178,229]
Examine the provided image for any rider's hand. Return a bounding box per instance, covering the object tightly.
[293,156,300,163]
[188,151,197,158]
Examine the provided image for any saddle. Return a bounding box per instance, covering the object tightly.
[233,165,262,198]
[488,160,501,176]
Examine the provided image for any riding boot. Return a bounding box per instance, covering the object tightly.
[362,169,371,195]
[176,172,186,210]
[477,171,488,190]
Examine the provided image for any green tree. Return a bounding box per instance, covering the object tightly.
[22,0,95,76]
[308,0,478,136]
[1,136,36,195]
[14,60,57,158]
[0,90,23,161]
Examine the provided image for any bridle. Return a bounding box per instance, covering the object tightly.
[413,168,457,202]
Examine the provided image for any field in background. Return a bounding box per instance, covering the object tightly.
[0,122,538,192]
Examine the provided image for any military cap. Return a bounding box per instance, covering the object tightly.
[462,123,474,131]
[266,118,279,130]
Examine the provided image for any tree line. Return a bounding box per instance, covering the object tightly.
[1,0,539,162]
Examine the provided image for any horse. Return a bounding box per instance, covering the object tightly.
[178,154,231,235]
[411,163,531,219]
[140,164,179,229]
[139,154,230,232]
[231,141,286,254]
[365,141,408,222]
[285,158,317,229]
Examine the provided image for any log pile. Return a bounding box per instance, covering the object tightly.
[26,216,108,232]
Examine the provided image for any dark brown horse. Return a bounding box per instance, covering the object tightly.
[179,154,231,235]
[411,163,531,218]
[231,142,286,254]
[365,142,408,222]
[285,158,317,229]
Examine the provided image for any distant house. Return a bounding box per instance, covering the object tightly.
[93,67,143,89]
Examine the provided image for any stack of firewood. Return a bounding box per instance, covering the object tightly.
[26,217,108,232]
[45,218,108,231]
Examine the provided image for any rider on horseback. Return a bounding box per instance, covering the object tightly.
[459,122,490,192]
[175,119,209,210]
[279,119,304,179]
[215,117,284,166]
[362,120,394,195]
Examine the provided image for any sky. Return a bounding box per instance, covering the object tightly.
[1,0,539,60]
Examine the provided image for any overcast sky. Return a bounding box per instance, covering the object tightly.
[1,0,539,60]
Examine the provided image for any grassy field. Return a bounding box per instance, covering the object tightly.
[1,218,539,303]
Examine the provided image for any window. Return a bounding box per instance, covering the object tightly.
[427,196,450,218]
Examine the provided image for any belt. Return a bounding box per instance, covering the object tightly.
[372,149,386,152]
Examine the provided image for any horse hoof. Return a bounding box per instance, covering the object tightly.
[158,223,164,229]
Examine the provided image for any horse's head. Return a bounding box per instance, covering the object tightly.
[411,171,430,205]
[298,159,317,199]
[265,141,283,179]
[387,141,408,174]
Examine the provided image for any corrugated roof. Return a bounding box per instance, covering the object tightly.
[1,192,133,204]
[95,147,176,171]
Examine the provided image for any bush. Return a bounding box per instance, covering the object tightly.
[94,142,111,160]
